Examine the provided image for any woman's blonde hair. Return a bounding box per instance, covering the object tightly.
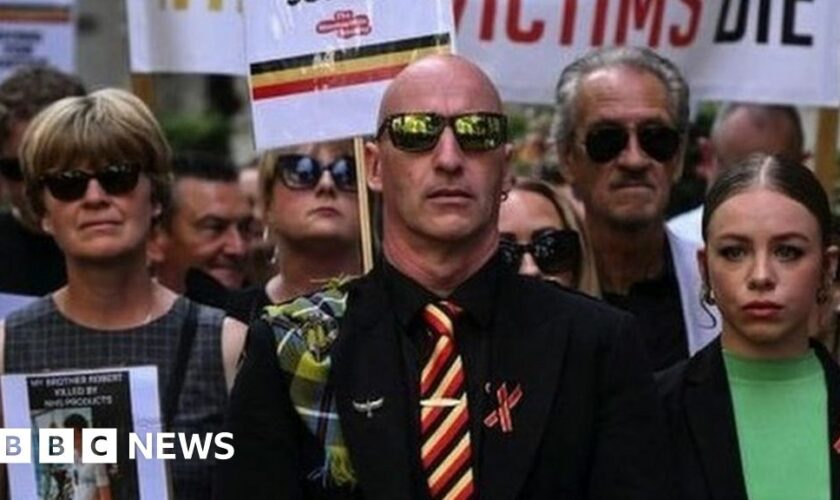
[510,178,600,297]
[20,88,171,219]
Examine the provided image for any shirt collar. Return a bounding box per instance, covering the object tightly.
[382,252,501,331]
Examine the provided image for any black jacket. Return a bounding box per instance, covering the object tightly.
[657,338,840,500]
[216,265,670,499]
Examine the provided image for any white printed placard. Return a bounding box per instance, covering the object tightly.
[2,366,168,500]
[244,0,455,149]
[127,0,246,75]
[0,0,75,82]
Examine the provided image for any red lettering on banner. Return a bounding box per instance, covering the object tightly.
[506,0,545,43]
[559,0,578,45]
[591,0,609,45]
[670,0,702,47]
[616,0,665,47]
[480,0,497,40]
[453,0,467,30]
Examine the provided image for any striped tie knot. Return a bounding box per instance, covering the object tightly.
[422,300,462,339]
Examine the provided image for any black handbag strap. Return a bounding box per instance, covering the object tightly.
[163,300,199,431]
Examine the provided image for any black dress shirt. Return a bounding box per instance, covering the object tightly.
[602,239,688,371]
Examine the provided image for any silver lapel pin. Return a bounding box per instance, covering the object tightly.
[352,397,384,418]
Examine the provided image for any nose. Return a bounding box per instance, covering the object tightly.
[518,252,541,277]
[314,169,338,196]
[616,131,651,171]
[433,126,465,173]
[747,252,776,291]
[222,225,248,258]
[81,178,108,205]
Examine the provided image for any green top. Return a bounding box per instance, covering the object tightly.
[724,349,829,500]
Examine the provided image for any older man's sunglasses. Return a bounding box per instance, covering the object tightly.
[275,154,356,192]
[499,229,581,275]
[40,163,141,201]
[584,123,681,164]
[377,112,507,153]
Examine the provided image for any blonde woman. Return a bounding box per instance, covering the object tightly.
[499,178,599,296]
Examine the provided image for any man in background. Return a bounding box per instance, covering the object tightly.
[669,103,806,243]
[553,47,718,371]
[0,65,85,296]
[149,151,253,294]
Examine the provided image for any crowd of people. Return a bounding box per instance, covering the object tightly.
[0,45,835,499]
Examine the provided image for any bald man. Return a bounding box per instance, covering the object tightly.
[669,103,806,243]
[218,55,668,500]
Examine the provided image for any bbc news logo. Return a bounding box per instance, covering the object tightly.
[0,429,233,463]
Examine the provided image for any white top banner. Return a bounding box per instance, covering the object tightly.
[244,0,455,150]
[455,0,840,106]
[0,0,75,82]
[127,0,246,75]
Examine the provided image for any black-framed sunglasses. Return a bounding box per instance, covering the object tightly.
[275,154,357,192]
[584,123,681,164]
[0,157,22,181]
[39,163,141,202]
[377,112,508,153]
[499,229,581,275]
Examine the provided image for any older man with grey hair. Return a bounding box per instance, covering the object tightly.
[553,47,718,371]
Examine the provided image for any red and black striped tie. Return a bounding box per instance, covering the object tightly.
[419,301,475,500]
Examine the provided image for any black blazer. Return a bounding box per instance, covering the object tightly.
[657,338,840,500]
[216,265,670,500]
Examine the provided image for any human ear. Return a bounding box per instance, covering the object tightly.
[365,141,383,193]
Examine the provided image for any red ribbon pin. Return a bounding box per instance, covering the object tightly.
[483,383,523,433]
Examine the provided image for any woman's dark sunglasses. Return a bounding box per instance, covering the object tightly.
[39,163,141,202]
[276,154,356,192]
[499,229,581,275]
[377,112,508,153]
[0,157,22,181]
[584,123,681,163]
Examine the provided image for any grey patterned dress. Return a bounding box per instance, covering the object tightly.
[4,296,229,500]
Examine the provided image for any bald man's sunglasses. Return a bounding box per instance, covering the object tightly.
[584,124,681,164]
[499,229,581,275]
[40,163,141,201]
[377,112,508,153]
[275,154,357,192]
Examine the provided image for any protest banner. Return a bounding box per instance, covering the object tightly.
[0,0,75,82]
[454,0,840,106]
[126,0,246,75]
[2,366,168,500]
[243,0,455,150]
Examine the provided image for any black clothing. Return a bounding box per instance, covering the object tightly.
[656,338,840,500]
[0,212,65,295]
[218,257,670,499]
[602,239,688,371]
[184,268,270,323]
[382,257,496,493]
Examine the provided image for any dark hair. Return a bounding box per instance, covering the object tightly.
[172,151,238,183]
[63,413,89,429]
[0,65,86,147]
[702,154,832,246]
